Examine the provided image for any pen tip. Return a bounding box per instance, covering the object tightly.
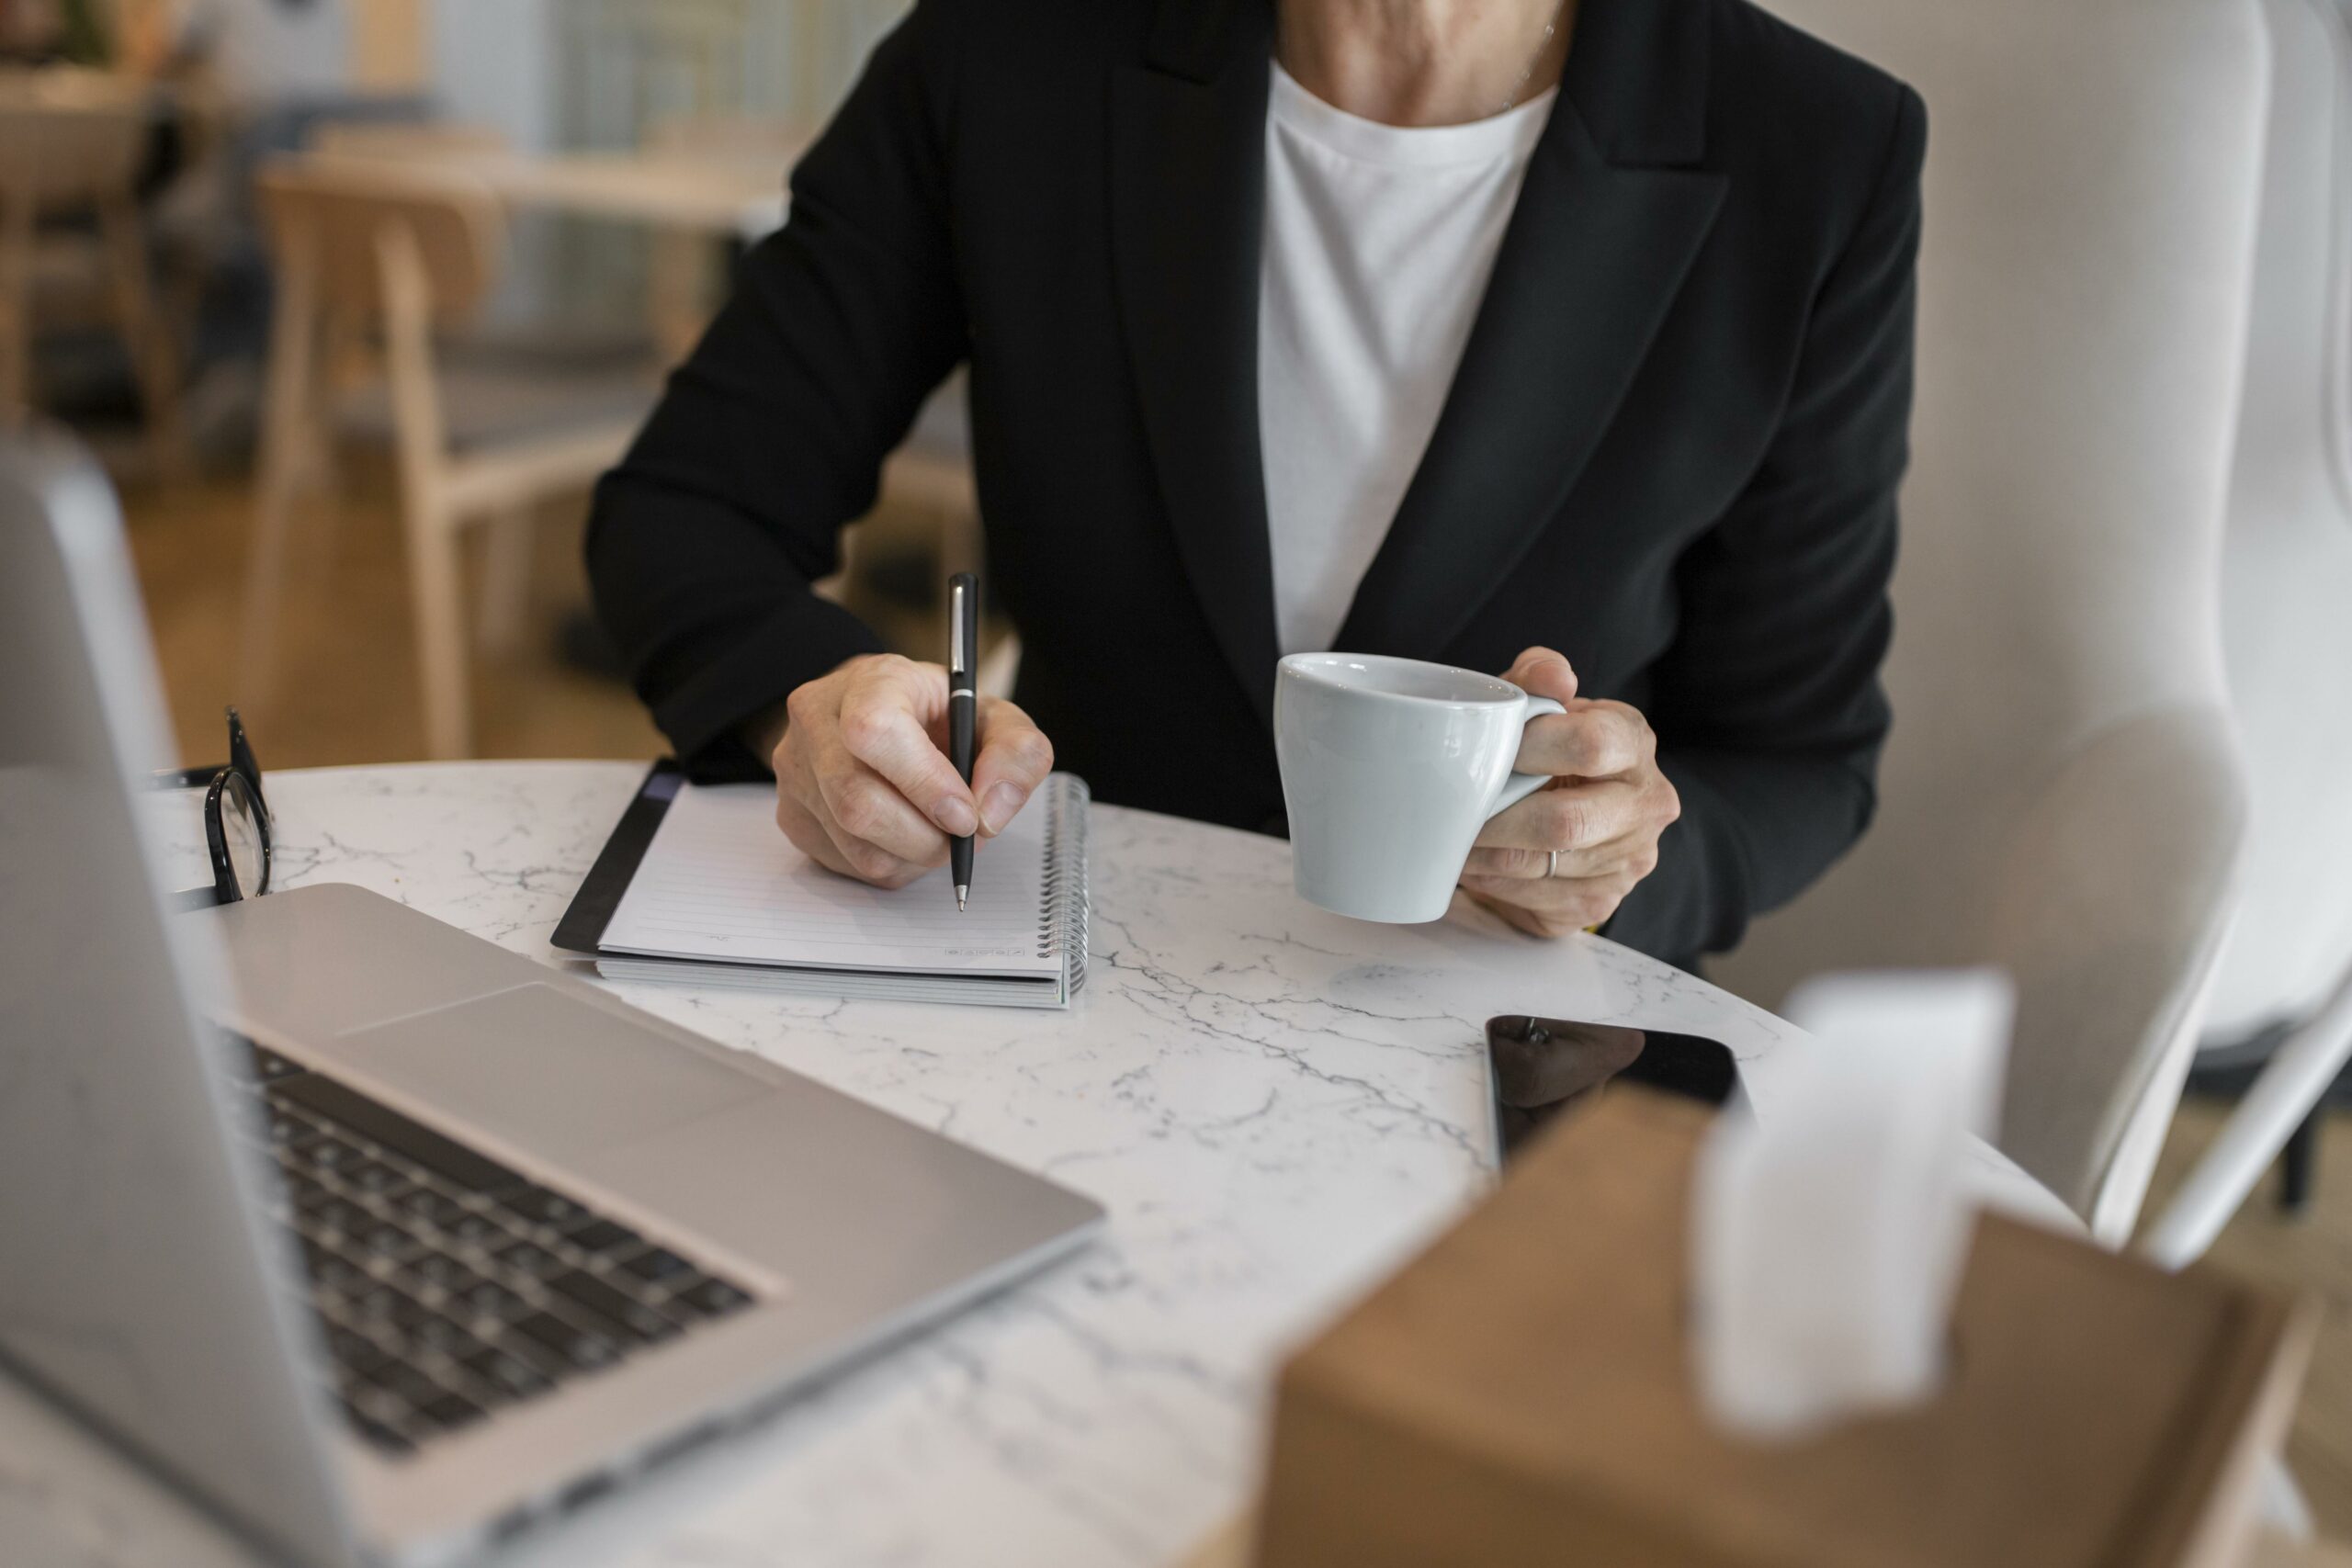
[956,886,968,912]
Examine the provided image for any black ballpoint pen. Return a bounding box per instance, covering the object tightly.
[947,572,978,911]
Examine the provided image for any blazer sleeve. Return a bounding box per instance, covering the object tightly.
[1604,85,1926,965]
[584,1,968,780]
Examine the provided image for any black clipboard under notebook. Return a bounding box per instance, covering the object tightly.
[552,760,1091,1008]
[550,760,686,958]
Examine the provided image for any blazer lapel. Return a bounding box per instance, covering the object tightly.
[1335,0,1728,660]
[1111,0,1283,725]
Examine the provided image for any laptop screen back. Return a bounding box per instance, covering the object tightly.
[0,433,356,1568]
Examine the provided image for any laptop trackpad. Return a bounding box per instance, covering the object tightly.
[326,984,757,1157]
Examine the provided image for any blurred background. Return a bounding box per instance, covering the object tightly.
[0,0,969,771]
[2,0,2347,1531]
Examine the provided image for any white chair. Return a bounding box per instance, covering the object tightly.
[2143,0,2352,1269]
[1722,0,2269,1242]
[241,159,658,759]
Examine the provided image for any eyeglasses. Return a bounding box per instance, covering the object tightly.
[149,706,273,909]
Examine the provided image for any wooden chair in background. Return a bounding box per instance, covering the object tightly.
[0,69,187,478]
[643,113,809,362]
[891,372,983,586]
[243,160,657,759]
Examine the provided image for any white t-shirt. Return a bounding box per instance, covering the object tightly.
[1259,63,1554,656]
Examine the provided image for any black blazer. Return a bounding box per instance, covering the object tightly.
[586,0,1924,970]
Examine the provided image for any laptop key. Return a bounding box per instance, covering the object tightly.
[345,1283,424,1325]
[326,1263,375,1301]
[358,1223,422,1261]
[348,1382,411,1421]
[345,1160,409,1198]
[303,1136,359,1173]
[338,1401,415,1456]
[387,1293,444,1333]
[296,1178,353,1211]
[305,1251,369,1298]
[462,1348,554,1402]
[545,1270,678,1344]
[270,1076,526,1196]
[566,1219,641,1258]
[274,1166,327,1208]
[618,1247,695,1285]
[458,1280,528,1322]
[325,1327,392,1378]
[416,1393,486,1433]
[366,1361,450,1411]
[495,1240,564,1278]
[492,1325,577,1380]
[441,1210,503,1248]
[669,1276,752,1319]
[306,1199,372,1239]
[498,1186,592,1232]
[412,1315,487,1360]
[401,1251,475,1289]
[247,1043,309,1084]
[509,1312,621,1372]
[396,1187,473,1229]
[266,1109,317,1145]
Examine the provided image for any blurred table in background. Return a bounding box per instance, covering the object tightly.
[300,143,791,240]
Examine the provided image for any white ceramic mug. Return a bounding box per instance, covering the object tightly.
[1274,653,1564,923]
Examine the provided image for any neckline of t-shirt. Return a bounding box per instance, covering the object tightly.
[1268,62,1556,171]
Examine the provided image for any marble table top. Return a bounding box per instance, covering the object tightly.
[1,761,2073,1568]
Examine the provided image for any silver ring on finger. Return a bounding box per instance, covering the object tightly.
[1547,849,1560,879]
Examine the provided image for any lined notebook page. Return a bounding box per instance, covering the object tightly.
[598,782,1058,978]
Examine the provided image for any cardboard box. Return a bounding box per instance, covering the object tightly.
[1256,1093,2315,1568]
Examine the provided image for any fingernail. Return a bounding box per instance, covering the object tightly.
[935,795,978,836]
[982,784,1023,833]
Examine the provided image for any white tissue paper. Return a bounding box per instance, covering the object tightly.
[1690,969,2014,1440]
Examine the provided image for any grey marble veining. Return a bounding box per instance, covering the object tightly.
[8,761,2072,1568]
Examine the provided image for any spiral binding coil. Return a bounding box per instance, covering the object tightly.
[1036,774,1091,998]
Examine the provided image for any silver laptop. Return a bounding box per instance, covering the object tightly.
[0,431,1104,1567]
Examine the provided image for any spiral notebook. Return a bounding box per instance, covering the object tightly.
[552,762,1090,1009]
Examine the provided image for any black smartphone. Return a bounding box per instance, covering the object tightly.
[1486,1015,1739,1166]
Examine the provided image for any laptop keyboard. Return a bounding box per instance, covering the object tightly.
[227,1034,756,1457]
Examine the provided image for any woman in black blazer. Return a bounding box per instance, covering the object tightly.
[587,0,1923,973]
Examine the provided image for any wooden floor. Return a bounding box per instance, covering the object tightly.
[123,462,665,770]
[118,464,2352,1536]
[2146,1103,2352,1531]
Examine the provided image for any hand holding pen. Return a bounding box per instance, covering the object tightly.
[751,571,1053,892]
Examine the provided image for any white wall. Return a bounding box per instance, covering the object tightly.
[426,0,555,150]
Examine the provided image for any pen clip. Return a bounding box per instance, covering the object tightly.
[949,577,970,678]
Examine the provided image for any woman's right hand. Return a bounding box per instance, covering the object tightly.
[758,653,1056,889]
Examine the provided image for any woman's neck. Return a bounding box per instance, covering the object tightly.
[1275,0,1575,128]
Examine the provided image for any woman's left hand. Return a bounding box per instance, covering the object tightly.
[1460,647,1681,939]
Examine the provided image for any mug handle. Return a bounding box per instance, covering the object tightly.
[1486,696,1566,819]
